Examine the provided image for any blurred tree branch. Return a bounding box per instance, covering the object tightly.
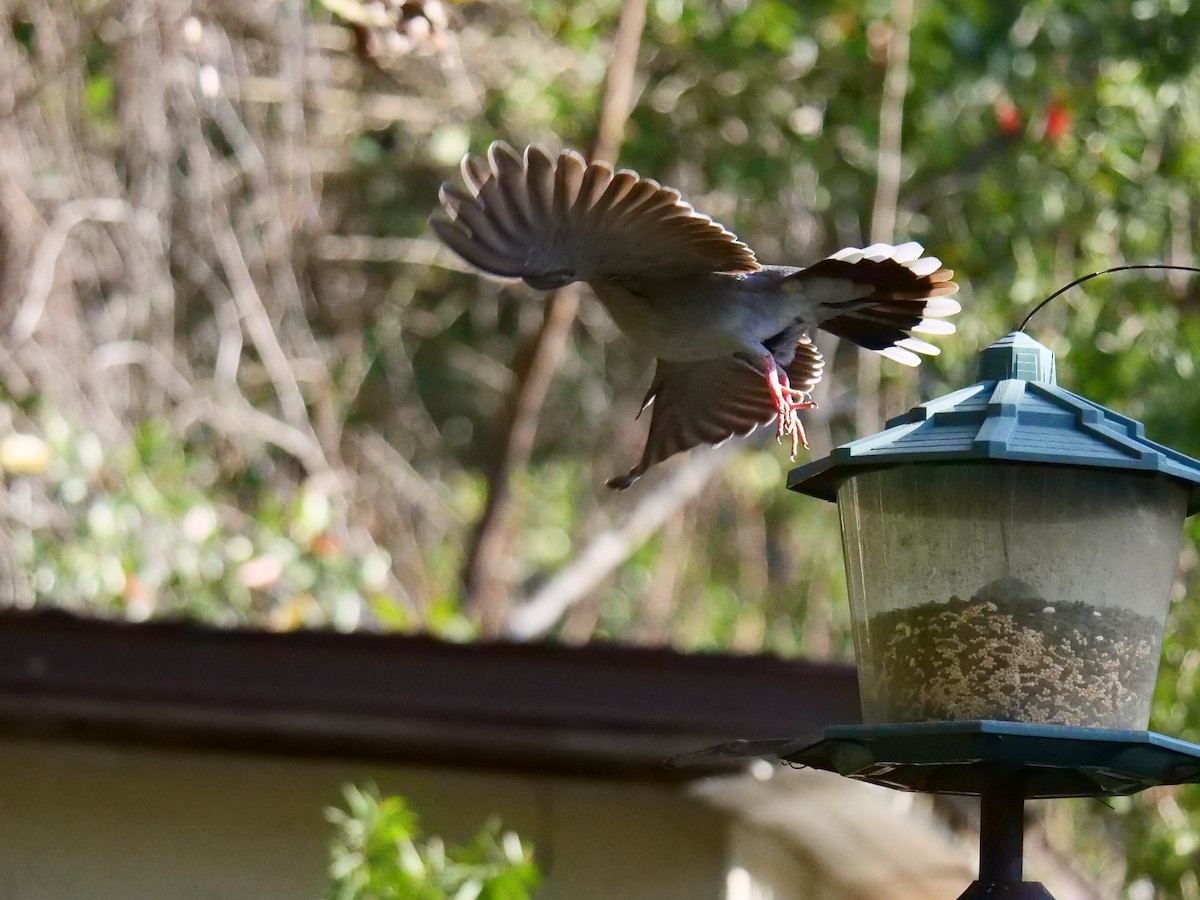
[461,0,649,635]
[856,0,915,437]
[13,198,158,344]
[506,443,736,641]
[869,0,913,249]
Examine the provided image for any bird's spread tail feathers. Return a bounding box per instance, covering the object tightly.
[795,242,960,365]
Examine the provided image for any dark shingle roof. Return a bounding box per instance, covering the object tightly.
[0,607,859,780]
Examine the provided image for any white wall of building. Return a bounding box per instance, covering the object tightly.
[0,737,729,900]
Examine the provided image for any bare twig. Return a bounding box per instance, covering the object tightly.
[13,198,159,343]
[506,442,737,641]
[857,0,915,436]
[314,234,473,270]
[240,78,445,127]
[1170,187,1193,293]
[210,217,317,439]
[869,0,914,248]
[592,0,648,166]
[357,430,452,528]
[175,394,331,476]
[90,341,194,402]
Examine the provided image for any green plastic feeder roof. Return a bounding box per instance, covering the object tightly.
[788,331,1200,514]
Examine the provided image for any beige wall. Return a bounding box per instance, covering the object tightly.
[0,737,729,900]
[695,768,974,900]
[727,820,817,900]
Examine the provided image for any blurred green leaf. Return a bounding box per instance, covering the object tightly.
[325,784,538,900]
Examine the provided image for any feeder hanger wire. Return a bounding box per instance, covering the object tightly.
[1018,264,1200,333]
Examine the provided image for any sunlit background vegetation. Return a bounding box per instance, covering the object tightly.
[4,0,1200,894]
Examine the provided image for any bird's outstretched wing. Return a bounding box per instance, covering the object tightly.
[607,337,825,490]
[431,141,760,286]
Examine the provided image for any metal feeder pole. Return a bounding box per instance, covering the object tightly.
[959,767,1053,899]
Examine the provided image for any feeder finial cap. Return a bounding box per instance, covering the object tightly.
[977,332,1056,384]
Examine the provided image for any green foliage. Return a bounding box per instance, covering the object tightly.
[10,410,403,631]
[326,784,538,900]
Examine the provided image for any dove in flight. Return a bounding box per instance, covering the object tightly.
[430,142,960,489]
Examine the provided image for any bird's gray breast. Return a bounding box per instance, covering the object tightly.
[588,272,805,363]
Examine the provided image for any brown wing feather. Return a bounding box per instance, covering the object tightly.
[607,338,824,489]
[431,141,760,286]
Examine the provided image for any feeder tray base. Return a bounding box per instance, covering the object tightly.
[778,719,1200,798]
[672,722,1200,900]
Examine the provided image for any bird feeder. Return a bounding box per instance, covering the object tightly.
[781,332,1200,898]
[675,332,1200,899]
[790,331,1200,730]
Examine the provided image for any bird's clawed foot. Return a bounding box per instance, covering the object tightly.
[776,405,810,460]
[762,356,817,461]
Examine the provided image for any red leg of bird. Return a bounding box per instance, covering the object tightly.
[762,355,816,460]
